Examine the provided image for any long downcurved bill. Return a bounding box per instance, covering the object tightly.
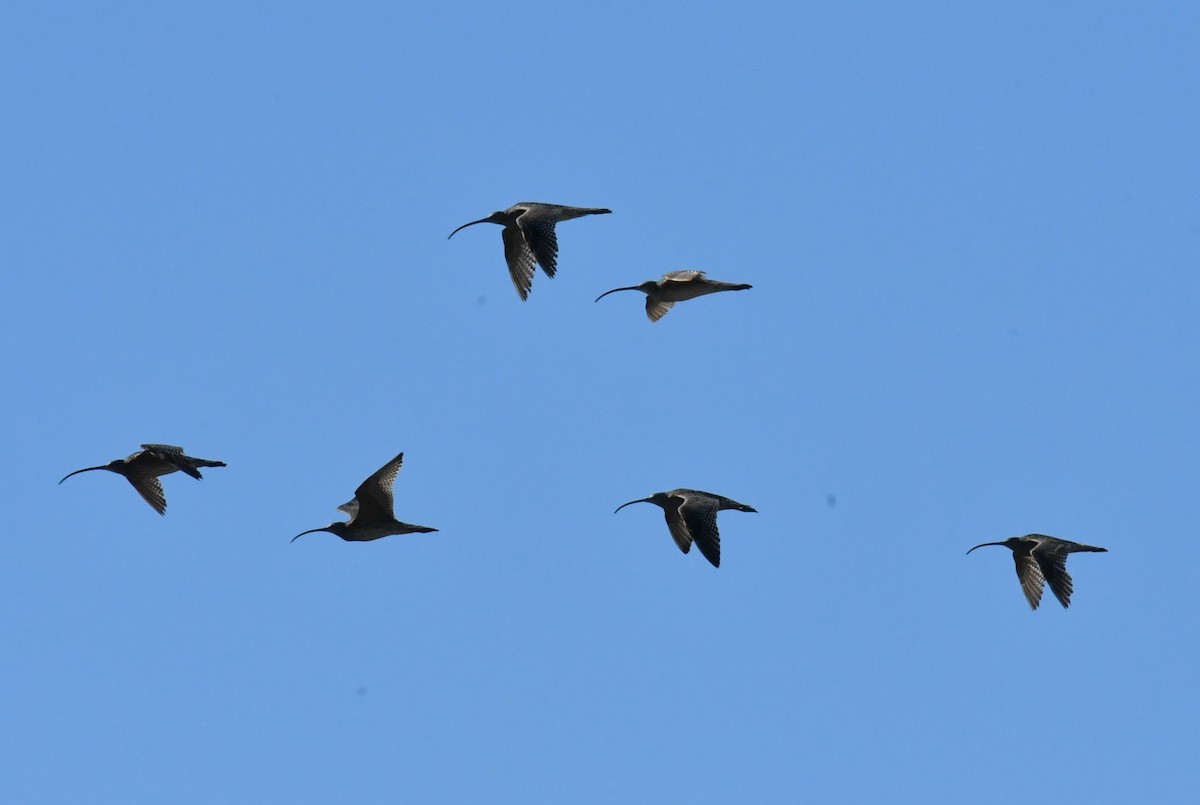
[59,466,107,484]
[447,218,493,239]
[594,287,642,303]
[613,497,653,514]
[291,528,328,543]
[965,541,1005,555]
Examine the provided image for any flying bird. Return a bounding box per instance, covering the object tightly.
[595,270,752,322]
[966,534,1108,609]
[448,202,611,300]
[59,443,226,515]
[292,452,437,543]
[613,489,757,568]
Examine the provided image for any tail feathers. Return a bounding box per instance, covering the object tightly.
[181,458,227,479]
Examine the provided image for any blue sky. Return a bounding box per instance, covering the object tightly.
[3,1,1198,802]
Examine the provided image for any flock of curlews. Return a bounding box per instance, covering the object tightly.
[57,202,1107,609]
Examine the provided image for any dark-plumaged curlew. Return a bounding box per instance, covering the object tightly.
[613,489,757,568]
[59,443,227,515]
[966,534,1108,609]
[595,270,752,322]
[292,452,437,543]
[448,202,611,300]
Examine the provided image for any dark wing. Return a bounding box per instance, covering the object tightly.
[501,224,537,300]
[518,213,559,277]
[141,443,185,455]
[1036,548,1075,608]
[336,499,360,520]
[1032,538,1089,609]
[141,443,202,479]
[353,452,404,522]
[1029,535,1106,608]
[677,492,721,568]
[661,497,693,555]
[1012,552,1045,610]
[126,474,167,515]
[646,298,675,322]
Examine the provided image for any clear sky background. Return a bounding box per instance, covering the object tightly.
[3,2,1198,802]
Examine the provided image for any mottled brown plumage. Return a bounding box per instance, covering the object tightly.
[595,270,752,321]
[614,489,756,568]
[449,202,611,300]
[967,534,1107,609]
[59,443,226,515]
[292,452,436,543]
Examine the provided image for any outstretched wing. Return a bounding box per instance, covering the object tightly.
[502,225,538,300]
[518,213,559,277]
[661,497,693,555]
[126,475,167,516]
[661,270,705,282]
[1036,548,1075,608]
[677,492,721,568]
[645,298,675,322]
[353,452,404,522]
[1012,552,1045,610]
[1029,535,1106,608]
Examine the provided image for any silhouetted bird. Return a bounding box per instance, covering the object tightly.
[59,443,226,515]
[966,534,1108,609]
[292,452,436,542]
[595,270,751,321]
[614,489,756,568]
[448,202,611,300]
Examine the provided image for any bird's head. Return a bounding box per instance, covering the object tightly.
[965,536,1024,555]
[614,492,671,513]
[58,461,122,484]
[448,210,508,239]
[594,281,657,303]
[290,522,348,543]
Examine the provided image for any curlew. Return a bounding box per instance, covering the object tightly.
[292,452,436,543]
[595,270,752,322]
[59,443,226,515]
[614,489,756,568]
[448,202,611,300]
[966,534,1107,609]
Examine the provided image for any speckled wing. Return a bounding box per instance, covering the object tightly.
[661,497,693,555]
[677,492,721,568]
[645,298,675,322]
[126,474,167,515]
[353,452,404,522]
[661,270,705,282]
[1036,547,1075,608]
[501,225,537,300]
[336,499,360,521]
[520,215,559,277]
[1012,552,1046,610]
